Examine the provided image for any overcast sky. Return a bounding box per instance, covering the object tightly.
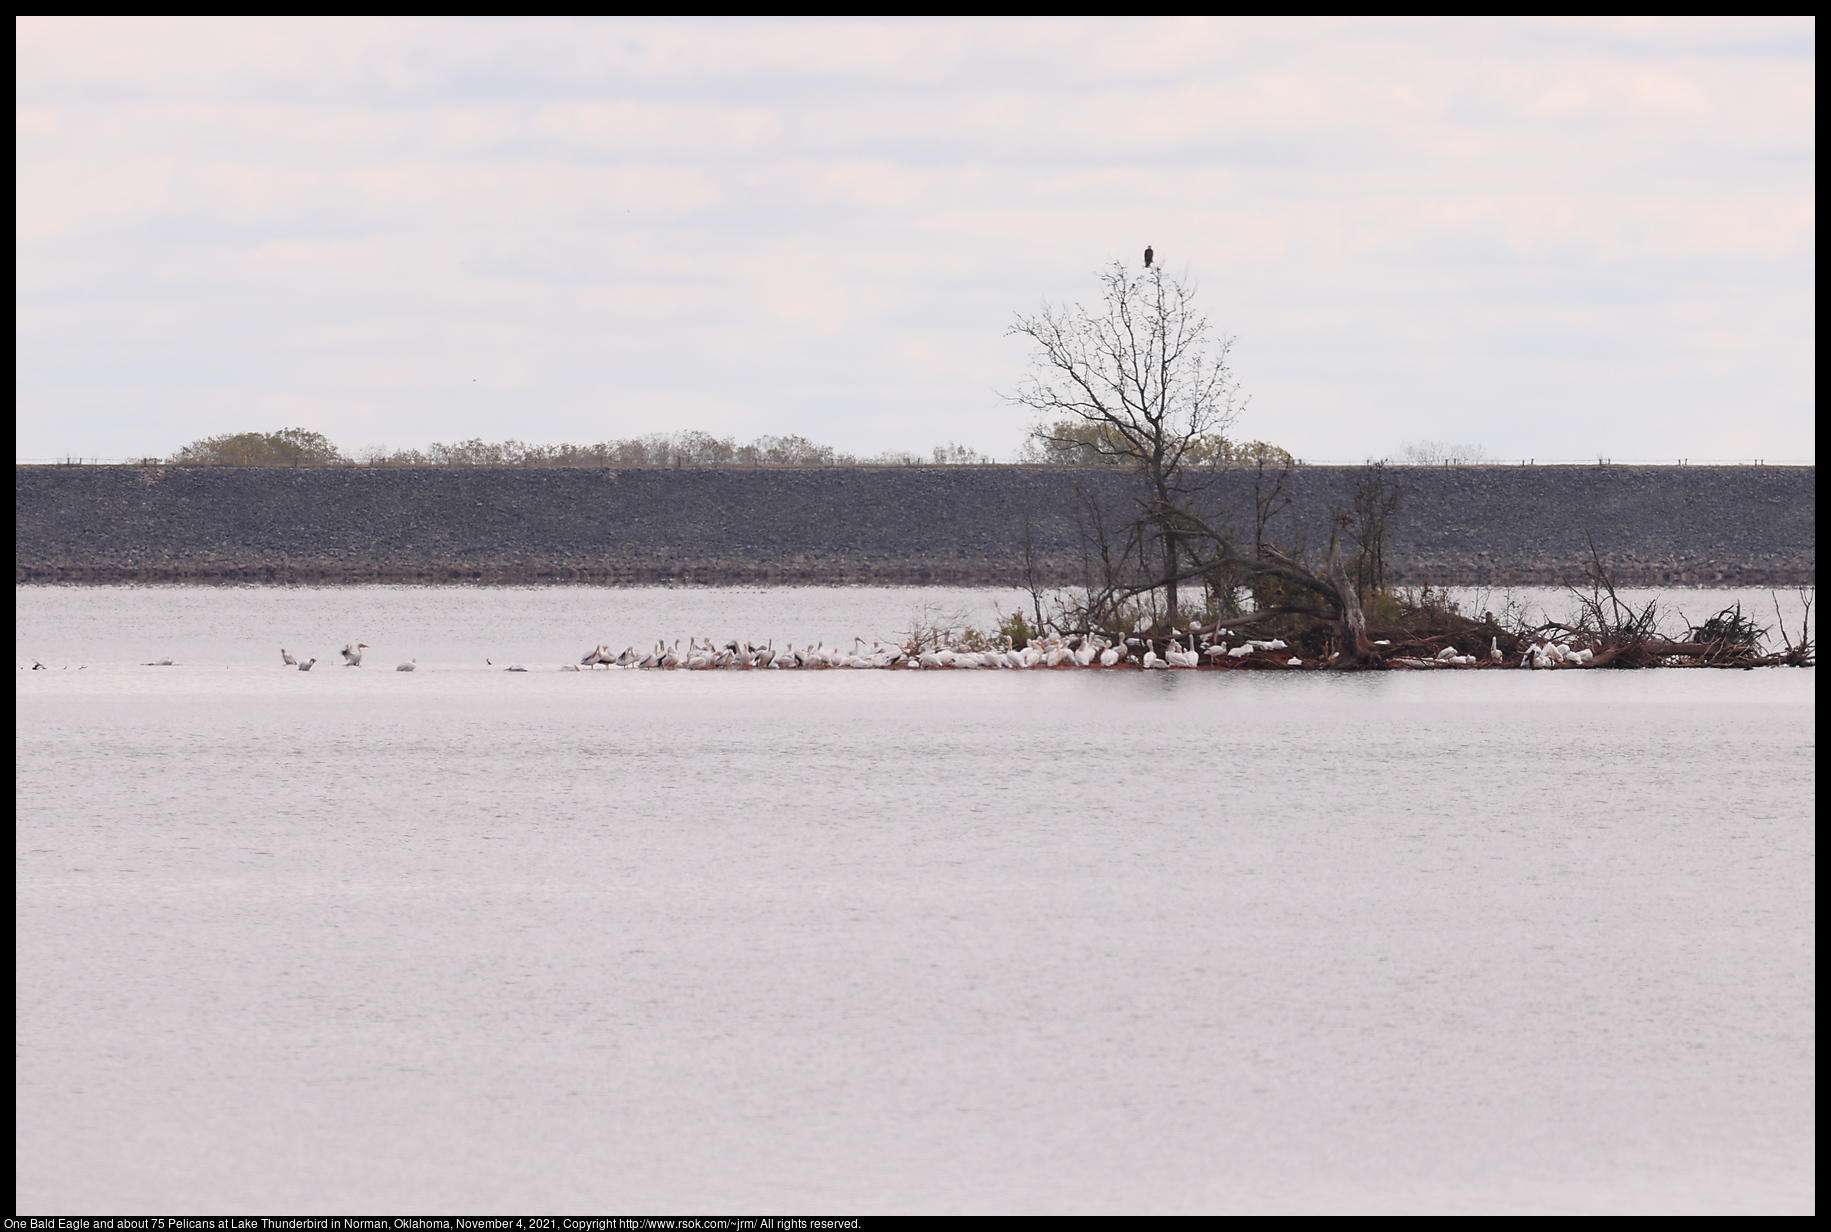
[16,17,1815,463]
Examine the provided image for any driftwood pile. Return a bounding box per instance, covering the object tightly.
[1069,581,1813,672]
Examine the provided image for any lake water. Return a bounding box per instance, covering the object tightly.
[15,585,1816,1214]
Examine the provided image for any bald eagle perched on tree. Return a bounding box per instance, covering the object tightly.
[1144,244,1154,268]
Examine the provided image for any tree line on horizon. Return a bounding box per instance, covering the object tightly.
[165,427,1299,469]
[167,429,999,469]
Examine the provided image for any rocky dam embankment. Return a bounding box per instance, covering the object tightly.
[15,464,1814,586]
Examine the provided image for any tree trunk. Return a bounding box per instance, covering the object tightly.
[1163,527,1178,627]
[1328,538,1375,663]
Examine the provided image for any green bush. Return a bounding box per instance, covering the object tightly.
[174,428,342,467]
[996,610,1039,649]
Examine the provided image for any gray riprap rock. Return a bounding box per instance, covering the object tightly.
[14,464,1814,585]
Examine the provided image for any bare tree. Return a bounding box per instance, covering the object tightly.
[1008,261,1247,624]
[1342,462,1403,609]
[1003,259,1397,665]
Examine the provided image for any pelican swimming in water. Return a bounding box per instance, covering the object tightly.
[396,660,416,671]
[341,642,369,667]
[280,648,298,666]
[297,658,317,671]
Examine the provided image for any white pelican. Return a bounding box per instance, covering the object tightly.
[1489,637,1502,662]
[297,658,316,671]
[1100,644,1120,667]
[396,660,417,672]
[615,646,638,668]
[341,642,369,667]
[280,648,297,666]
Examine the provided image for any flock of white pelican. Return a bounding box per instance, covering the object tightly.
[567,631,1296,671]
[262,631,1309,673]
[38,631,1589,674]
[1523,639,1593,668]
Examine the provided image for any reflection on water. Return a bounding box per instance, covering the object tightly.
[14,586,1817,1214]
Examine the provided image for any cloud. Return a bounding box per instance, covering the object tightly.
[15,16,1815,462]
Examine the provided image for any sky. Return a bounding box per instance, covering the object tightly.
[15,17,1816,464]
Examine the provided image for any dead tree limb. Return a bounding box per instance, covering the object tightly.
[1192,605,1339,633]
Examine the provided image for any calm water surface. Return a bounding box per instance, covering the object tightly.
[15,586,1816,1214]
